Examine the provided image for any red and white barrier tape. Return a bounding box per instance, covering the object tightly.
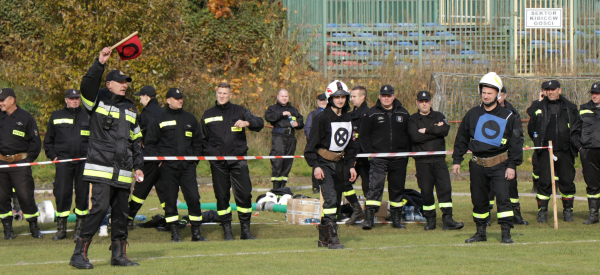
[0,146,550,169]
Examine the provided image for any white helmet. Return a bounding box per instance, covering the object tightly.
[325,80,350,100]
[478,72,503,99]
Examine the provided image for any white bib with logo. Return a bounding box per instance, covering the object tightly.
[329,122,352,151]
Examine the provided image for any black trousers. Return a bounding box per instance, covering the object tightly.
[53,161,88,217]
[312,169,321,190]
[365,157,408,212]
[270,134,297,187]
[416,161,453,218]
[581,148,600,197]
[80,182,129,241]
[532,151,540,188]
[342,160,370,198]
[537,150,576,200]
[488,173,520,206]
[128,162,165,220]
[161,164,202,225]
[0,164,39,221]
[469,160,514,226]
[210,160,253,223]
[319,159,345,223]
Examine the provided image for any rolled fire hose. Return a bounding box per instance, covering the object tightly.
[177,202,287,213]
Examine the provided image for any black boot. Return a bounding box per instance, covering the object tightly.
[537,198,549,223]
[110,240,139,267]
[221,222,234,241]
[2,218,14,240]
[170,223,181,242]
[317,224,329,247]
[29,220,43,239]
[562,197,575,222]
[442,215,464,230]
[391,208,406,229]
[325,221,344,249]
[70,238,94,269]
[280,181,287,188]
[465,224,487,243]
[240,222,256,240]
[501,224,514,244]
[345,202,366,225]
[362,208,375,230]
[73,216,85,240]
[531,176,538,194]
[512,203,529,225]
[191,225,208,241]
[424,217,436,231]
[127,219,134,231]
[582,198,600,225]
[52,217,68,240]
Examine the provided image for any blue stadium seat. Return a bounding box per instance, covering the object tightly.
[398,23,416,27]
[326,23,338,28]
[518,31,530,35]
[409,51,420,55]
[461,50,478,55]
[423,22,440,27]
[550,30,561,35]
[370,42,388,46]
[577,49,588,54]
[575,30,585,35]
[348,23,363,27]
[596,30,600,35]
[446,41,462,45]
[531,40,546,45]
[332,33,350,37]
[369,61,383,66]
[556,40,569,44]
[354,51,371,56]
[585,59,599,63]
[384,32,401,37]
[421,41,439,46]
[397,41,414,46]
[375,23,391,27]
[356,33,375,37]
[436,31,453,36]
[384,51,401,56]
[472,60,490,65]
[408,32,422,36]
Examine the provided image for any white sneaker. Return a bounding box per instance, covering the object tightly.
[99,225,108,237]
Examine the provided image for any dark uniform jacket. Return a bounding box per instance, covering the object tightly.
[144,106,203,169]
[527,96,578,154]
[79,60,144,189]
[408,109,450,163]
[360,99,411,154]
[453,104,523,170]
[304,107,357,168]
[0,106,41,163]
[350,102,369,163]
[304,107,324,140]
[43,106,90,160]
[571,100,600,150]
[200,101,264,159]
[138,98,165,151]
[503,100,519,118]
[264,102,304,134]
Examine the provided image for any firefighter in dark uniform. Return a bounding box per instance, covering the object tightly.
[43,89,90,240]
[145,88,207,242]
[408,91,464,231]
[127,86,166,229]
[526,90,546,194]
[305,93,328,194]
[571,82,600,225]
[361,85,411,230]
[0,88,43,239]
[342,86,369,225]
[527,80,578,223]
[265,88,304,189]
[69,47,143,269]
[305,80,357,249]
[200,82,264,241]
[452,72,523,244]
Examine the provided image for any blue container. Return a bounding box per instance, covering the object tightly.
[134,215,146,221]
[404,206,415,221]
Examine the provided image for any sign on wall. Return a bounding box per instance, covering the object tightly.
[525,8,562,29]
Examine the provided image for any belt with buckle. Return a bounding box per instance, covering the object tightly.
[273,127,293,135]
[0,153,28,163]
[318,148,345,162]
[471,151,508,168]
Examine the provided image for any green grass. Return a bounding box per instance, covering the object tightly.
[1,178,599,273]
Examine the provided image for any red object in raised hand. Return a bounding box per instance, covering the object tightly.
[116,35,142,60]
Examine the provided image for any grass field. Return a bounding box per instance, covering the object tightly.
[1,178,599,274]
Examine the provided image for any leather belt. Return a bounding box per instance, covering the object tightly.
[273,127,293,135]
[471,151,508,168]
[0,153,28,163]
[318,148,345,162]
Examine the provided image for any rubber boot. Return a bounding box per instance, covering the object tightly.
[221,222,234,241]
[170,223,181,242]
[317,224,329,247]
[240,222,257,240]
[70,238,93,269]
[424,217,436,231]
[280,181,287,188]
[562,197,575,222]
[2,218,14,240]
[325,221,344,249]
[501,224,514,244]
[110,240,139,267]
[361,208,375,230]
[512,203,529,225]
[537,198,549,223]
[345,202,366,225]
[391,208,406,229]
[531,176,538,194]
[28,219,43,239]
[441,207,464,230]
[465,224,487,243]
[127,219,134,231]
[73,216,85,240]
[52,217,68,240]
[191,225,208,241]
[582,198,600,225]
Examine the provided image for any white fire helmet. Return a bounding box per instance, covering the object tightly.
[325,80,350,100]
[478,72,503,99]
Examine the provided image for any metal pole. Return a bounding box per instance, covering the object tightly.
[323,0,328,79]
[548,141,559,230]
[417,0,423,64]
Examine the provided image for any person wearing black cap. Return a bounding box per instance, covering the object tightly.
[571,82,600,225]
[200,82,264,241]
[408,91,464,231]
[305,93,328,194]
[0,88,43,240]
[127,85,166,229]
[527,80,578,224]
[305,80,357,249]
[144,88,206,242]
[69,47,143,269]
[43,89,90,240]
[265,88,304,189]
[360,84,411,230]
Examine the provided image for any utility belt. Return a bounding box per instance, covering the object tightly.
[318,148,345,162]
[471,151,508,168]
[0,153,28,163]
[273,127,293,135]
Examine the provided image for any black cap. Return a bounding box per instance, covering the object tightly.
[501,87,507,93]
[0,88,16,100]
[134,86,156,97]
[65,89,81,98]
[541,80,560,90]
[591,82,600,94]
[416,91,431,101]
[166,88,183,99]
[317,93,327,100]
[380,85,394,95]
[106,70,132,82]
